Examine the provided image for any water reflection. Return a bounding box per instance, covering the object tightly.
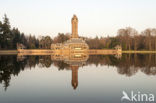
[51,53,89,89]
[0,54,156,91]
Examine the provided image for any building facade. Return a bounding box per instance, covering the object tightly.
[51,15,89,55]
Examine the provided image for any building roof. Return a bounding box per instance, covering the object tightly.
[115,45,122,49]
[65,38,86,44]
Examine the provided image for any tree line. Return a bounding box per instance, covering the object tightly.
[0,14,69,50]
[1,14,156,50]
[0,14,39,49]
[26,28,156,51]
[87,27,156,50]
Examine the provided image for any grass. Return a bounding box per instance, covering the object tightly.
[122,50,156,53]
[0,50,18,54]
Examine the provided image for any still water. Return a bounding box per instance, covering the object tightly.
[0,54,156,103]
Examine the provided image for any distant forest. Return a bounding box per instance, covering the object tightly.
[1,14,156,50]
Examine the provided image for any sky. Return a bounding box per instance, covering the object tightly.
[0,0,156,38]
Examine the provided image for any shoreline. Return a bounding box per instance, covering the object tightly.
[0,50,156,55]
[0,50,18,55]
[122,51,156,53]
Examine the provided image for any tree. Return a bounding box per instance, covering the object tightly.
[27,35,39,49]
[117,28,129,50]
[117,27,138,50]
[12,28,21,48]
[151,29,156,50]
[0,21,2,49]
[53,33,70,43]
[1,14,12,49]
[142,29,152,50]
[0,14,40,49]
[20,33,28,48]
[39,36,52,49]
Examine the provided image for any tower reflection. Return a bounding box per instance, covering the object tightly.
[51,53,89,90]
[71,65,78,89]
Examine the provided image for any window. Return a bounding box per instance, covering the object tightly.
[74,48,82,50]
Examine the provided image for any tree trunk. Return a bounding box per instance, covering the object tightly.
[134,39,137,51]
[155,38,156,50]
[129,44,131,50]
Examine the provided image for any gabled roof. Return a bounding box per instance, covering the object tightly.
[65,38,86,44]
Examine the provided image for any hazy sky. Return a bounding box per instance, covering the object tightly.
[0,0,156,37]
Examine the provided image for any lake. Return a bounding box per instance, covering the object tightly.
[0,54,156,103]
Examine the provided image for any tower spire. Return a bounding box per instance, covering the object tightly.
[71,14,78,38]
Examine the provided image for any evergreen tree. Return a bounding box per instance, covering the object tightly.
[0,21,2,49]
[12,28,21,49]
[1,14,12,49]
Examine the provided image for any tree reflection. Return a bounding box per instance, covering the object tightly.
[39,56,52,68]
[0,54,156,90]
[0,55,27,90]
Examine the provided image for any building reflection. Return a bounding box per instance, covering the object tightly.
[51,53,89,90]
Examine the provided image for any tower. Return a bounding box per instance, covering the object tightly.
[71,15,78,38]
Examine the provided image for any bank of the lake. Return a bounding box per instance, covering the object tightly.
[122,51,156,53]
[0,50,18,55]
[1,50,156,55]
